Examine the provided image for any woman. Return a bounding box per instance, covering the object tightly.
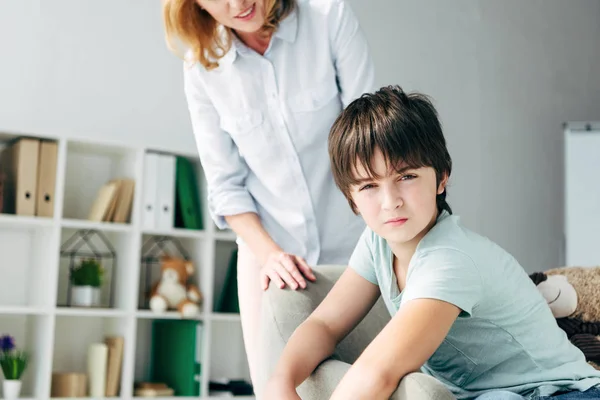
[162,0,375,390]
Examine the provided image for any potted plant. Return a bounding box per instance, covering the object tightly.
[0,335,28,399]
[70,258,104,307]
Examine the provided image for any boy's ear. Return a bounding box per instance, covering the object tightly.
[437,173,449,194]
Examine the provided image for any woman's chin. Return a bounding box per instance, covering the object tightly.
[232,20,265,34]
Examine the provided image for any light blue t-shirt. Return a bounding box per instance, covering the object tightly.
[349,211,600,400]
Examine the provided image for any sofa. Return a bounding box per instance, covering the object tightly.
[257,264,456,400]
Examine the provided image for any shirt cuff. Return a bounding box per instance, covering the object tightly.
[209,190,258,230]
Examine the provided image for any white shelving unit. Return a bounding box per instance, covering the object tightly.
[0,132,252,399]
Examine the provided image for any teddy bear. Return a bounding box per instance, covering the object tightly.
[530,266,600,370]
[529,272,578,318]
[149,256,202,318]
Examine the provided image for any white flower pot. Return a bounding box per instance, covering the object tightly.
[71,286,101,307]
[3,379,22,399]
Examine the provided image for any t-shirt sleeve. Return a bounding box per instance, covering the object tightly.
[402,248,483,317]
[348,228,379,285]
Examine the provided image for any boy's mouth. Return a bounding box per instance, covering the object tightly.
[385,217,408,225]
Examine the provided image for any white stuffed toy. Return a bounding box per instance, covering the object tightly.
[536,274,578,318]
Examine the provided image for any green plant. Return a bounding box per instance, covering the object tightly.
[0,335,28,380]
[70,258,104,287]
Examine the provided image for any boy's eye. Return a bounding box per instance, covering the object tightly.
[359,183,375,191]
[399,174,417,181]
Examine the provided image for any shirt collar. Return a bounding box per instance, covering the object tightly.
[218,6,298,67]
[273,6,298,44]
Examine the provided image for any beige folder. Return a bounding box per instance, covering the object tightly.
[103,179,122,222]
[104,336,124,396]
[88,181,119,222]
[1,138,40,216]
[112,179,135,223]
[35,140,58,217]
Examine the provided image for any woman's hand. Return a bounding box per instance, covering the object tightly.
[260,250,317,291]
[263,377,301,400]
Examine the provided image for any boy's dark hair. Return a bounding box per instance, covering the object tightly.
[328,85,452,215]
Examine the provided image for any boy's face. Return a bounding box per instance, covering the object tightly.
[350,149,447,248]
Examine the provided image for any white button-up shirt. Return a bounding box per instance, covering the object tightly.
[183,0,375,265]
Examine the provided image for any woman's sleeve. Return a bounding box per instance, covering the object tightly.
[328,0,376,107]
[182,62,257,229]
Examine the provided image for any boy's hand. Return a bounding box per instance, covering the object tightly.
[263,377,301,400]
[260,250,317,291]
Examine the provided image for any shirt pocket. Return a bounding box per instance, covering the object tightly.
[425,338,477,387]
[286,77,341,152]
[219,108,269,160]
[288,78,339,113]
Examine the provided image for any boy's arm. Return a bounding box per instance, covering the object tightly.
[330,298,461,400]
[266,268,381,391]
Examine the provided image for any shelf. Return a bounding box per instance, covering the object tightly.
[0,314,53,398]
[0,213,55,229]
[208,323,251,394]
[50,398,120,400]
[61,218,133,233]
[128,397,255,400]
[62,140,139,221]
[137,235,212,313]
[211,313,241,322]
[0,306,48,315]
[52,314,130,397]
[0,136,250,399]
[142,226,206,240]
[133,318,204,398]
[57,228,137,311]
[0,226,56,309]
[136,310,204,320]
[55,307,128,318]
[132,398,212,400]
[213,230,237,242]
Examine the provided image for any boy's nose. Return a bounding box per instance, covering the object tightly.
[382,187,402,210]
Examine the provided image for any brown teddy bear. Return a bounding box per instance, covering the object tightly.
[530,266,600,370]
[149,256,202,318]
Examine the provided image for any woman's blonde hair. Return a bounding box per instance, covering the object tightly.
[163,0,296,70]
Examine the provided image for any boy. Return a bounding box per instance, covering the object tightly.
[263,86,600,399]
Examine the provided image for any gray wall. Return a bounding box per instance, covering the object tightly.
[348,0,600,272]
[1,1,599,272]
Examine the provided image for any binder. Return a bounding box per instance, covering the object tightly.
[104,336,124,396]
[156,153,176,230]
[112,179,135,223]
[0,137,40,216]
[35,140,58,217]
[216,249,239,313]
[103,179,122,222]
[150,320,202,396]
[142,152,159,229]
[175,156,203,230]
[88,181,119,222]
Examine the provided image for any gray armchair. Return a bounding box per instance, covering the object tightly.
[258,264,456,400]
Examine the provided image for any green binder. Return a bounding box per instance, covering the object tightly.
[150,320,203,396]
[175,156,203,230]
[215,249,240,313]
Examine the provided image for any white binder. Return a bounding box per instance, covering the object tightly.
[156,153,176,230]
[141,152,159,229]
